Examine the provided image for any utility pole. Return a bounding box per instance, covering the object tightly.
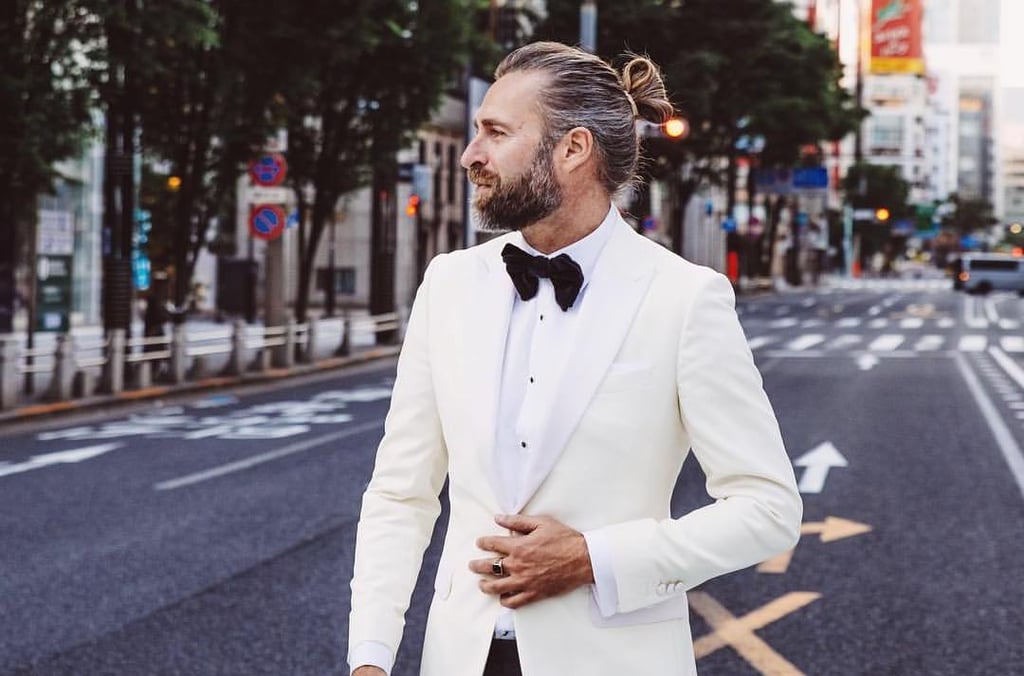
[580,1,597,53]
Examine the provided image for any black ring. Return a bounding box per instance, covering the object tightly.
[491,558,505,577]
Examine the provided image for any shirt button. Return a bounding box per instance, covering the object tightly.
[529,376,535,383]
[539,314,545,321]
[521,441,527,448]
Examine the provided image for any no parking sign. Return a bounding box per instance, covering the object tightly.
[249,153,287,187]
[250,204,287,241]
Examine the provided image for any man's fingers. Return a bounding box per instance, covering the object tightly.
[499,590,536,609]
[468,556,510,576]
[495,513,543,533]
[476,534,516,554]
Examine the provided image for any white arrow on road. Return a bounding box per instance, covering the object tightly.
[793,441,848,494]
[0,443,123,479]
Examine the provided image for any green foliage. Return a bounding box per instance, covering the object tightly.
[841,162,911,216]
[940,192,998,235]
[0,1,94,225]
[277,0,474,319]
[534,0,862,185]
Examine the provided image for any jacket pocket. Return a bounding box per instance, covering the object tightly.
[589,593,688,628]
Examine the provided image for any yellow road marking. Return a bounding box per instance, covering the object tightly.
[691,591,821,675]
[758,517,873,574]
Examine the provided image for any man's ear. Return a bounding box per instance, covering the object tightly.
[558,126,594,174]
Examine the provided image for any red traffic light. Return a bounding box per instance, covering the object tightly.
[405,194,421,216]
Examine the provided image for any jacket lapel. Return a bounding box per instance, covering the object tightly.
[514,220,656,511]
[463,236,517,511]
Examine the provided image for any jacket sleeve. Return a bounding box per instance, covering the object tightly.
[348,256,450,659]
[594,271,802,614]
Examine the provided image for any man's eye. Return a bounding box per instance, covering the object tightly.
[489,128,506,137]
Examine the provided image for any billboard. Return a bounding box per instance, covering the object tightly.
[869,0,924,75]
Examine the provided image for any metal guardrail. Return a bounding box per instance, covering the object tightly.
[0,310,406,411]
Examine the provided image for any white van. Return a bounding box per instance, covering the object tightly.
[954,253,1024,294]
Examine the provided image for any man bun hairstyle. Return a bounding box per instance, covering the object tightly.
[495,41,675,196]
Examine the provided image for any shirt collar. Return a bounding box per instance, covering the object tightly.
[511,203,618,291]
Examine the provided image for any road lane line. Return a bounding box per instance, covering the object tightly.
[954,353,1024,500]
[987,347,1024,391]
[154,419,384,491]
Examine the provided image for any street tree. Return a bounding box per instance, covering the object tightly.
[0,1,93,329]
[533,0,861,268]
[277,0,473,322]
[940,192,998,236]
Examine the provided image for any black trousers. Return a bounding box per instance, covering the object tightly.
[482,638,522,676]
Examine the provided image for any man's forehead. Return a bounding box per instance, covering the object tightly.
[475,71,546,127]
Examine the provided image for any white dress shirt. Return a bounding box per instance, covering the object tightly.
[350,204,621,674]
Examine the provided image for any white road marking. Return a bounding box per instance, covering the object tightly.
[856,354,880,370]
[747,336,777,351]
[0,443,123,479]
[793,442,848,494]
[984,298,1000,324]
[988,347,1024,391]
[786,334,826,351]
[899,318,924,329]
[914,335,943,351]
[955,353,1024,500]
[770,318,800,328]
[959,335,988,352]
[937,317,956,329]
[1000,319,1020,330]
[153,419,384,491]
[868,318,888,328]
[964,297,988,329]
[836,318,861,328]
[828,334,862,350]
[869,334,904,351]
[1000,336,1024,353]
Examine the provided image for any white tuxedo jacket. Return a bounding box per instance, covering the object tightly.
[349,214,802,676]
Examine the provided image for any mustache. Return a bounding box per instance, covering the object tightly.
[468,164,498,185]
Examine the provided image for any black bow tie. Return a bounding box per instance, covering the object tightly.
[501,243,584,311]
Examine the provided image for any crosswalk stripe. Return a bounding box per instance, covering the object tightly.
[868,318,888,328]
[828,334,862,350]
[914,335,944,351]
[786,334,826,351]
[959,335,988,352]
[899,318,924,329]
[937,318,956,329]
[869,334,905,351]
[1001,336,1024,353]
[747,336,777,351]
[836,318,861,328]
[770,318,799,328]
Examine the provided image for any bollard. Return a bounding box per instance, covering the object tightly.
[104,329,125,395]
[273,318,296,369]
[226,319,246,376]
[0,336,20,410]
[133,360,152,389]
[170,324,187,384]
[337,310,352,357]
[303,319,317,364]
[48,333,75,401]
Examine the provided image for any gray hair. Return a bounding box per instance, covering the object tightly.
[495,41,675,195]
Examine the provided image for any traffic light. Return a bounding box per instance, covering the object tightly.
[405,194,420,217]
[663,117,689,140]
[167,175,182,192]
[875,207,890,222]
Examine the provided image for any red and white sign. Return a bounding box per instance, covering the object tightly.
[249,204,287,241]
[870,0,924,75]
[249,153,288,187]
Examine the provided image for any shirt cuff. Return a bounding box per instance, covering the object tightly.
[349,640,394,675]
[583,529,618,618]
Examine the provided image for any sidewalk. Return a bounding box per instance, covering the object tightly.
[0,314,402,427]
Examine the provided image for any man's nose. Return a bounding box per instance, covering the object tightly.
[461,136,483,170]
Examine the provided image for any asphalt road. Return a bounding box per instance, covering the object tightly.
[1,276,1023,675]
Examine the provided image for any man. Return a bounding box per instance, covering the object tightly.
[349,41,801,676]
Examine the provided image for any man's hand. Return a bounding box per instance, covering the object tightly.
[352,667,386,676]
[468,514,594,609]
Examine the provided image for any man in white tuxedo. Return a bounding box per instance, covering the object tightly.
[349,41,802,676]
